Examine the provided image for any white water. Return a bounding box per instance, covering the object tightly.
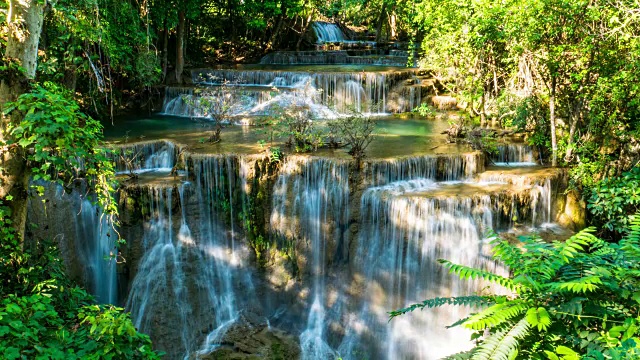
[270,156,350,359]
[75,197,118,304]
[337,180,504,359]
[363,153,481,186]
[112,140,176,174]
[125,156,254,359]
[162,68,421,118]
[493,144,537,166]
[312,22,346,43]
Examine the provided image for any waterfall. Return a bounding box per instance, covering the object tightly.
[75,198,118,305]
[161,68,422,118]
[312,22,346,43]
[26,185,118,305]
[269,156,350,359]
[492,144,536,166]
[111,140,177,174]
[363,153,482,186]
[335,180,502,359]
[260,51,408,66]
[125,155,255,359]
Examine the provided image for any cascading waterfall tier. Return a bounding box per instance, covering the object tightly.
[26,185,118,305]
[260,50,408,67]
[492,143,537,166]
[111,140,178,174]
[123,155,255,360]
[363,152,484,186]
[269,156,350,360]
[336,179,512,359]
[310,22,377,49]
[162,67,423,118]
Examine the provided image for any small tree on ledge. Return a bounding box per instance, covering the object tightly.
[329,113,376,168]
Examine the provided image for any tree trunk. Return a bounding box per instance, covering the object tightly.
[162,25,168,81]
[480,89,486,127]
[175,11,186,84]
[565,98,582,163]
[266,4,287,51]
[375,4,387,43]
[388,12,396,40]
[1,0,45,241]
[549,76,558,167]
[296,10,315,51]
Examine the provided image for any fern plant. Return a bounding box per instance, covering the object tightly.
[390,218,640,360]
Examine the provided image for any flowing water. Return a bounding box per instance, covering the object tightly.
[27,22,572,360]
[162,66,423,118]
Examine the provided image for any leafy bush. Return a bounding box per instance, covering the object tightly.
[0,200,161,360]
[588,166,640,233]
[3,82,116,214]
[391,221,640,359]
[328,113,376,166]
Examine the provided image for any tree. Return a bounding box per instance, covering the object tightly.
[1,0,46,240]
[187,79,243,143]
[328,113,375,167]
[391,220,640,359]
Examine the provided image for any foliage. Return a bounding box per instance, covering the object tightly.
[0,79,158,358]
[413,103,436,118]
[185,79,246,143]
[260,103,324,153]
[412,0,640,181]
[588,166,640,234]
[135,50,162,88]
[3,82,117,215]
[391,222,640,359]
[0,201,160,359]
[328,113,375,166]
[39,0,156,116]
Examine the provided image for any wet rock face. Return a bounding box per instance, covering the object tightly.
[196,312,301,360]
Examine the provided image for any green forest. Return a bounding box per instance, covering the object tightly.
[1,0,640,359]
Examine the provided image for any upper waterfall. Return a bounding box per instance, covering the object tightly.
[312,22,346,43]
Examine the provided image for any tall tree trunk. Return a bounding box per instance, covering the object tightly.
[375,3,387,43]
[480,89,486,127]
[549,76,558,167]
[0,0,45,241]
[296,10,315,51]
[266,4,287,51]
[162,24,168,81]
[565,98,582,163]
[388,12,396,40]
[175,11,186,84]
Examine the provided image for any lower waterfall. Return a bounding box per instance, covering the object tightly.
[28,147,566,359]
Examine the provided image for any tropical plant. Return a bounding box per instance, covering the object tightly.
[588,166,640,235]
[390,220,640,359]
[0,201,161,359]
[3,82,117,215]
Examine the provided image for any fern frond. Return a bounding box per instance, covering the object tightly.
[554,228,598,262]
[438,259,520,292]
[471,317,530,360]
[623,214,640,244]
[388,296,500,319]
[464,301,528,331]
[490,235,524,270]
[443,350,474,360]
[553,297,586,318]
[551,275,602,294]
